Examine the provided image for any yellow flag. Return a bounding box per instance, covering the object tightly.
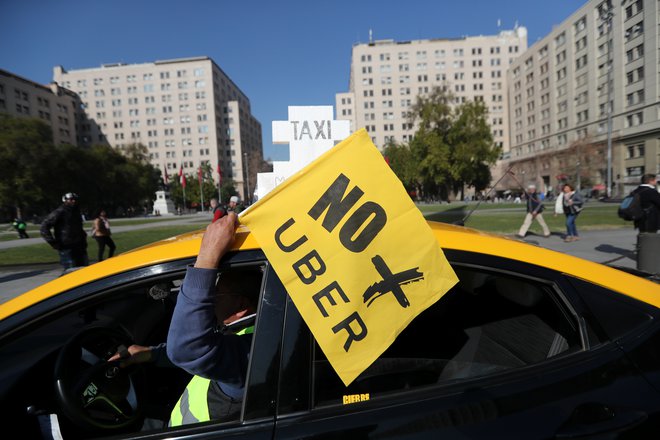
[240,129,458,385]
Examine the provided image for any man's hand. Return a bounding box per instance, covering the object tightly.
[195,212,238,269]
[108,344,153,367]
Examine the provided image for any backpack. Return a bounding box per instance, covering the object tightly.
[618,192,645,221]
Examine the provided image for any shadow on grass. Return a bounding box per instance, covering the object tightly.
[424,206,469,226]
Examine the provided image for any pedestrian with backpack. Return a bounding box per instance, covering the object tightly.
[631,174,660,233]
[562,183,584,242]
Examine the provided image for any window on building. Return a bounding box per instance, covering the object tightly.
[625,21,644,41]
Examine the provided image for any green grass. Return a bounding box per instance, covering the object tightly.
[422,201,629,234]
[0,216,210,242]
[0,224,204,265]
[0,226,41,242]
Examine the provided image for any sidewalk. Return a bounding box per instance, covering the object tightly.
[512,228,637,269]
[0,226,641,304]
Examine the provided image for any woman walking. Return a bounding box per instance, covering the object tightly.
[92,209,116,261]
[562,184,584,242]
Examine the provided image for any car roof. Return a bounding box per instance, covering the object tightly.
[1,221,658,320]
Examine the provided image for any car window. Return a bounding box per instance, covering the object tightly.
[312,265,582,407]
[0,260,272,439]
[568,276,656,343]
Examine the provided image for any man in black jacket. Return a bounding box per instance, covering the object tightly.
[633,174,660,233]
[40,192,88,273]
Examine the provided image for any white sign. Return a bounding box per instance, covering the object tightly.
[256,106,350,200]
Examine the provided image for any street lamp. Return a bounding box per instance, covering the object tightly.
[243,152,250,204]
[601,3,614,198]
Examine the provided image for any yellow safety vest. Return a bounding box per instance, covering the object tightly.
[169,326,253,427]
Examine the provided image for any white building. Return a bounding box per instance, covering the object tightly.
[0,68,80,146]
[506,0,659,196]
[336,28,528,153]
[53,56,262,200]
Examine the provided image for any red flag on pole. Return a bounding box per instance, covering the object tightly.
[198,166,203,184]
[178,166,183,178]
[181,174,186,189]
[217,163,222,184]
[163,167,169,184]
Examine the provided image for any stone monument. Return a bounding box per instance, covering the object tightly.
[152,190,176,216]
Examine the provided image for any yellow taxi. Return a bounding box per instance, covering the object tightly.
[1,222,659,439]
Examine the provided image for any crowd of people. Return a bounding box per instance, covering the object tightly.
[514,175,659,243]
[515,182,584,242]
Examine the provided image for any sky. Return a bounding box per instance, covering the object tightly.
[1,0,586,161]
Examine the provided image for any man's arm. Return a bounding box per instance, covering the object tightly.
[646,188,660,209]
[166,213,243,380]
[573,192,584,206]
[40,208,60,249]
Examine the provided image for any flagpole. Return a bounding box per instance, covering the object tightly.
[182,175,187,213]
[217,163,222,204]
[199,167,204,213]
[183,185,187,213]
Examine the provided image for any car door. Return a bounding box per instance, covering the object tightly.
[0,251,282,440]
[271,250,660,439]
[136,250,283,440]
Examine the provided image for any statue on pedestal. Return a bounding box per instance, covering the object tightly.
[153,189,176,216]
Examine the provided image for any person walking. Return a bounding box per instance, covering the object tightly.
[92,208,116,262]
[632,174,660,234]
[210,198,226,222]
[562,184,584,242]
[516,184,551,238]
[227,195,241,213]
[40,192,88,272]
[11,218,29,239]
[554,186,565,218]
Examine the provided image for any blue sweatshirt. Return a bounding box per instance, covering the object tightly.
[166,266,253,400]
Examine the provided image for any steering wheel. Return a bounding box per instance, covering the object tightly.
[53,325,144,432]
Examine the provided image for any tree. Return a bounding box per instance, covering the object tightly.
[407,87,453,200]
[383,140,416,195]
[169,163,225,210]
[0,114,59,219]
[555,135,604,191]
[0,114,159,219]
[447,100,500,198]
[407,86,499,200]
[220,179,239,203]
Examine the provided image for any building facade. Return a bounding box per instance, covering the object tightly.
[0,69,80,146]
[506,0,659,196]
[336,28,528,152]
[53,57,262,200]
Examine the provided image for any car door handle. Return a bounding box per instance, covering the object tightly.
[555,403,647,438]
